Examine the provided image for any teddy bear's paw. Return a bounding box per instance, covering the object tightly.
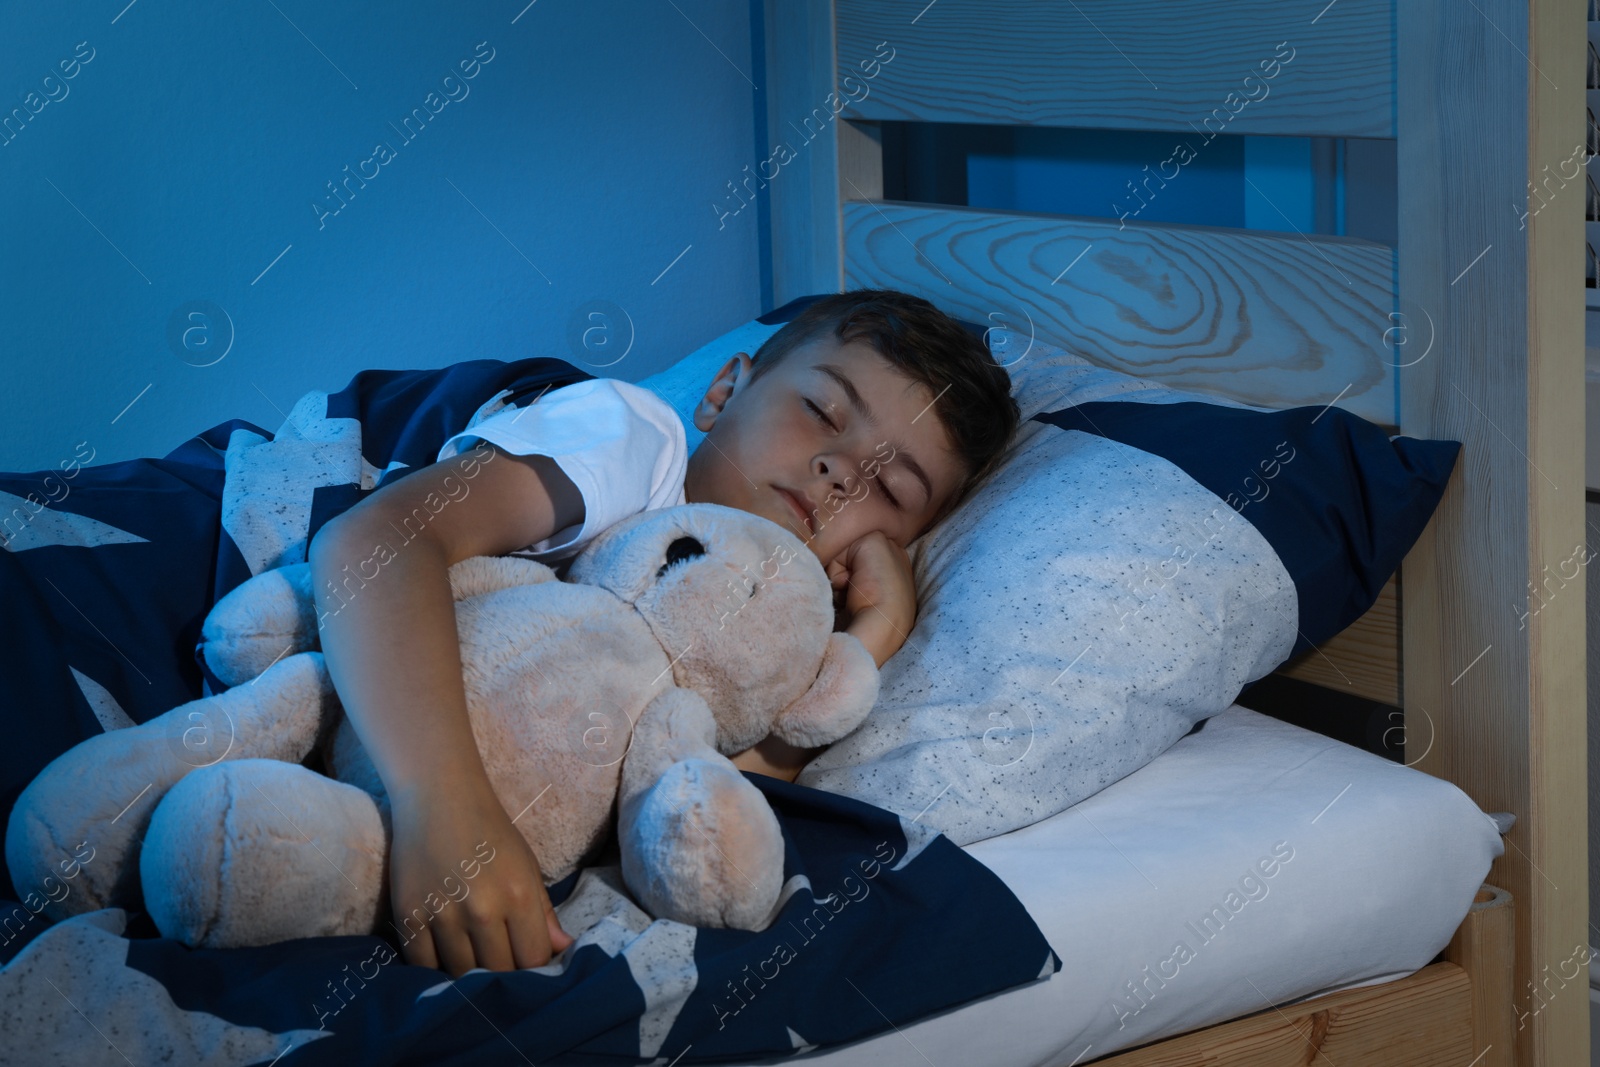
[619,757,784,931]
[200,563,319,688]
[141,759,386,949]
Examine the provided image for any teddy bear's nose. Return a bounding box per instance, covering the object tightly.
[659,536,706,574]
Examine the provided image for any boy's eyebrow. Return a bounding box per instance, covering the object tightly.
[816,362,934,505]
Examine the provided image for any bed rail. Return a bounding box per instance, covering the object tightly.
[834,0,1394,138]
[1089,883,1512,1066]
[840,200,1397,426]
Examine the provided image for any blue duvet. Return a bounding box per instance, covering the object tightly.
[0,356,1056,1066]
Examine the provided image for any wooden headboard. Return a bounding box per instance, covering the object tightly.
[760,1,1587,1063]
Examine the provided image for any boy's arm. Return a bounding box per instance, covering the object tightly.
[729,531,912,782]
[309,442,582,975]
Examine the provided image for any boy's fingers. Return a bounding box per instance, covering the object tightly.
[507,911,553,969]
[541,890,574,951]
[467,920,516,972]
[400,926,440,971]
[434,925,479,978]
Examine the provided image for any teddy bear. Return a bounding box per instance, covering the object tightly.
[4,502,879,948]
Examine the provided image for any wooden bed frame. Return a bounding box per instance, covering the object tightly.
[760,1,1588,1064]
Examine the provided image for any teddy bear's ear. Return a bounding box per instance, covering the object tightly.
[769,632,880,749]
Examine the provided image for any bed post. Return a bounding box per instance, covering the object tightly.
[762,0,843,303]
[1397,1,1588,1065]
[762,0,885,303]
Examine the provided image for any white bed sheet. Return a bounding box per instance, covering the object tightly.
[762,704,1504,1067]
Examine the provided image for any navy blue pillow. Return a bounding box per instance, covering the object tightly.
[756,293,821,324]
[758,292,988,340]
[1033,401,1459,656]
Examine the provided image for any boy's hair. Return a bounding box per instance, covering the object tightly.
[748,288,1020,529]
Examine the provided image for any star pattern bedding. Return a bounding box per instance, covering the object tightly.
[0,356,1056,1066]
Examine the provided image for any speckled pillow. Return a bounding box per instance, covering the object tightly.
[795,336,1459,846]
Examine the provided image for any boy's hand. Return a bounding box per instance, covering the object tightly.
[388,782,574,976]
[826,530,916,668]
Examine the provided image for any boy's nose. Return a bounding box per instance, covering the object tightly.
[814,451,867,491]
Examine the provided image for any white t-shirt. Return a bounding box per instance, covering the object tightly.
[435,378,688,563]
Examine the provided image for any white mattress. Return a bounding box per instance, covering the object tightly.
[767,704,1504,1067]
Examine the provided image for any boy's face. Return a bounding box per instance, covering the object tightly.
[683,334,967,567]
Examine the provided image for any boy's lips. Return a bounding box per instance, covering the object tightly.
[775,487,815,536]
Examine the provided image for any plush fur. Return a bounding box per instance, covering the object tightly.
[5,503,878,947]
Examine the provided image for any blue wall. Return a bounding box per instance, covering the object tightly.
[969,128,1251,229]
[0,0,767,470]
[889,124,1393,244]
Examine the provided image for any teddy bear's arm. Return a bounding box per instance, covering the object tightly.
[616,688,785,931]
[201,563,320,688]
[201,555,557,689]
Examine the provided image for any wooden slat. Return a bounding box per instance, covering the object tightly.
[1089,961,1473,1066]
[843,200,1397,425]
[1397,1,1589,1066]
[1444,884,1516,1067]
[836,0,1394,137]
[1277,575,1400,706]
[836,118,882,205]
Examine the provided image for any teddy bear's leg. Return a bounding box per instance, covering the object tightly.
[139,758,387,948]
[4,650,338,923]
[617,689,785,931]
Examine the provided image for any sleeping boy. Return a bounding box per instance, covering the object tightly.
[307,288,1020,977]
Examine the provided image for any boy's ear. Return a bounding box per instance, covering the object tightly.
[692,352,754,432]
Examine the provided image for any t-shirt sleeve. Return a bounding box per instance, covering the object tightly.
[435,378,688,561]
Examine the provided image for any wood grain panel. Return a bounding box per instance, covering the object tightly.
[1090,961,1473,1066]
[836,0,1394,137]
[843,200,1398,425]
[1397,0,1589,1065]
[1277,575,1400,706]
